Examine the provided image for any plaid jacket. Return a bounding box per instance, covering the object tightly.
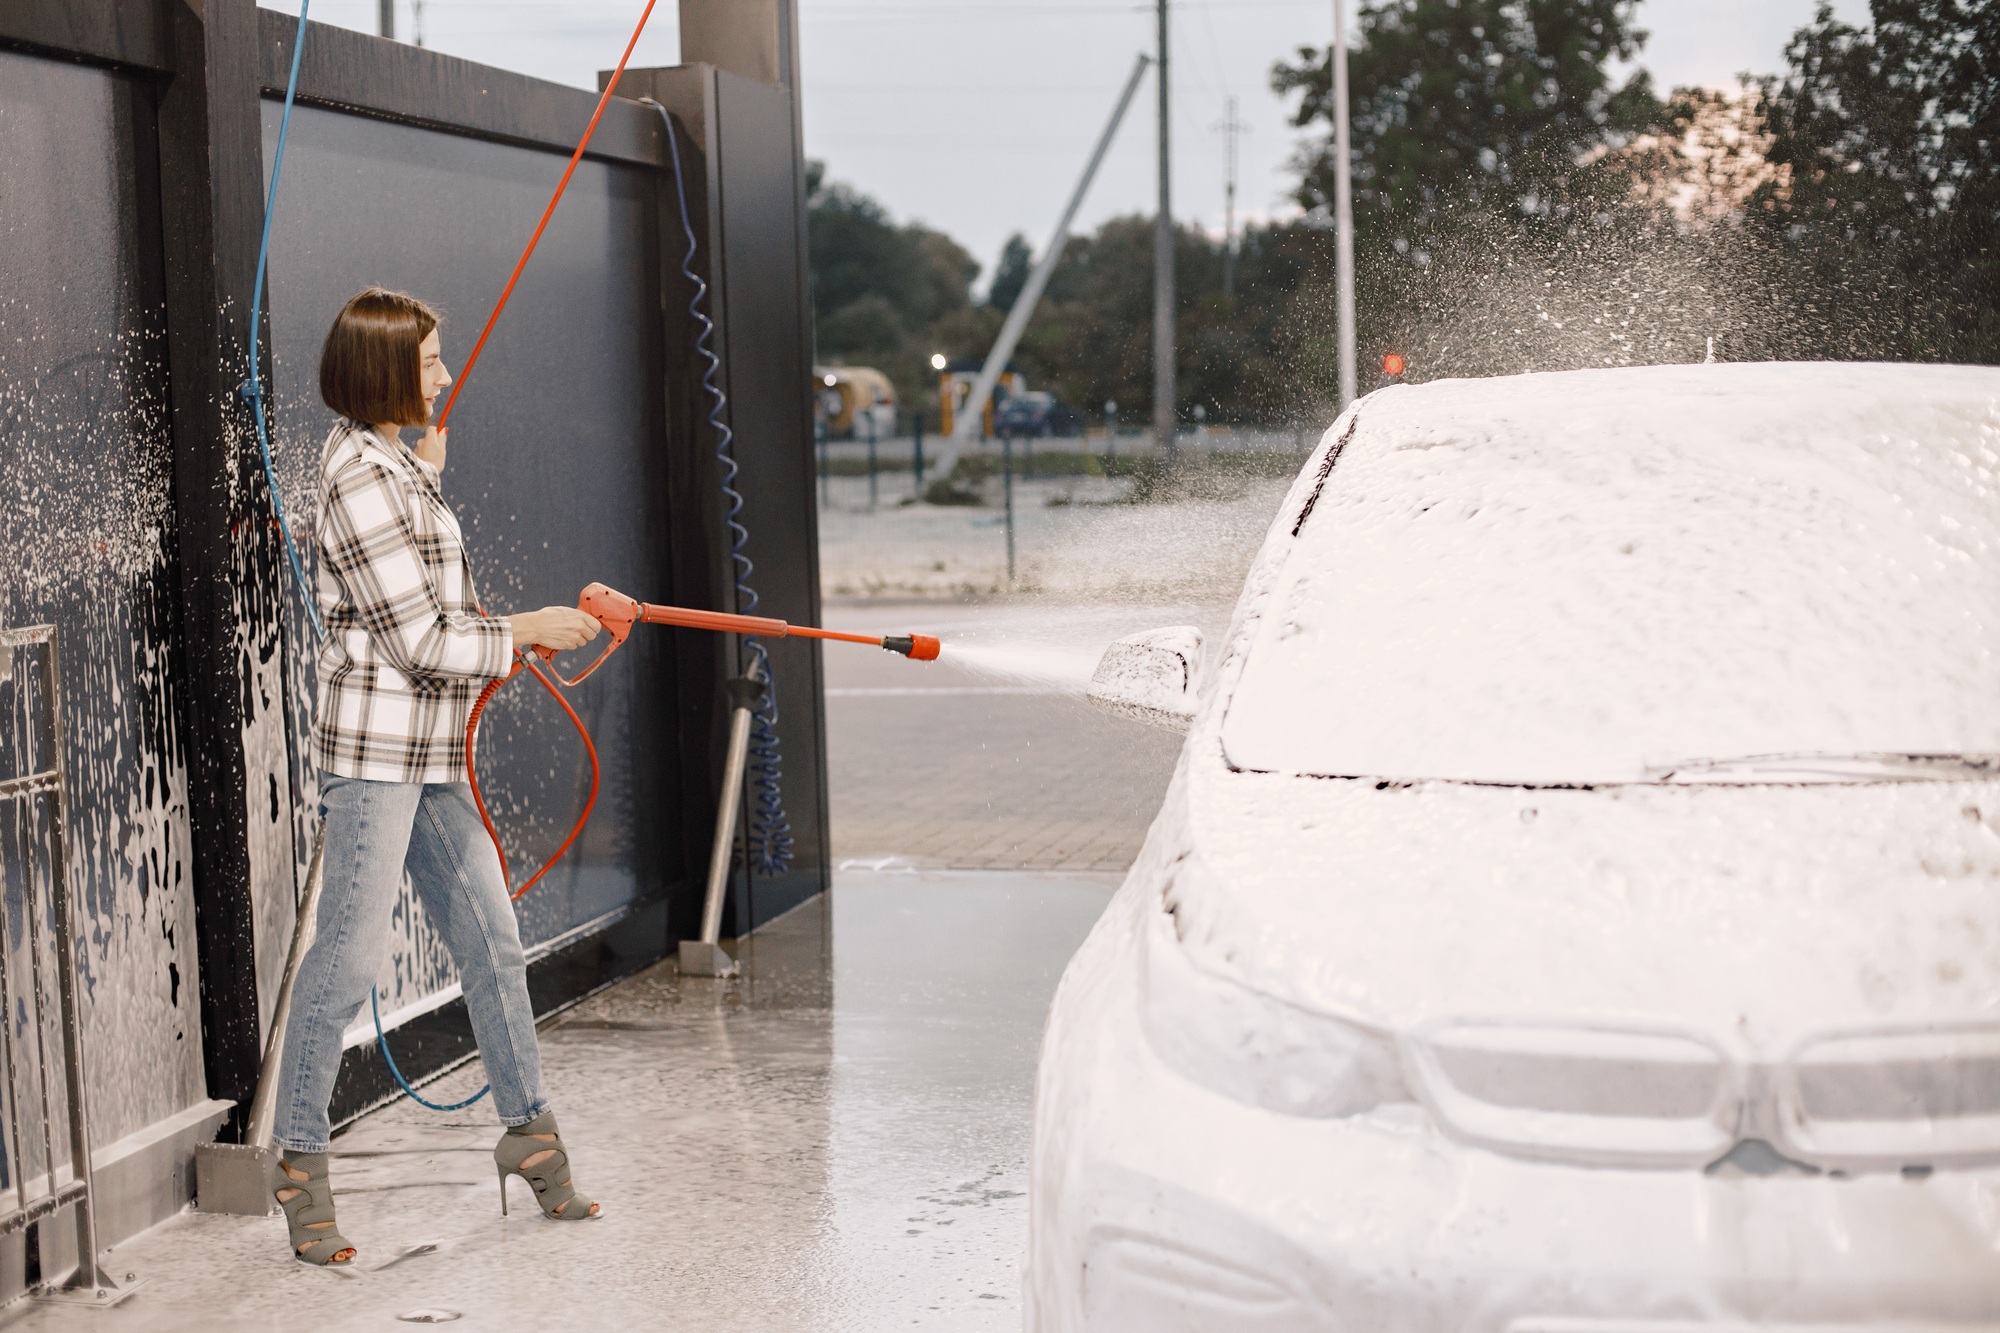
[310,421,512,783]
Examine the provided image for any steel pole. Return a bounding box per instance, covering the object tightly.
[1333,0,1357,408]
[701,704,754,947]
[42,635,100,1291]
[244,823,327,1150]
[378,0,394,39]
[950,54,1151,443]
[1154,0,1176,461]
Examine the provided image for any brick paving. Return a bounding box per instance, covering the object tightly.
[822,605,1188,872]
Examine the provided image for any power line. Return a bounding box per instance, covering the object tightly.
[1211,95,1250,299]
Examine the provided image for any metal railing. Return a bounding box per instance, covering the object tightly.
[0,626,107,1297]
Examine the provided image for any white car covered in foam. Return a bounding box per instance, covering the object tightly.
[1029,362,2000,1331]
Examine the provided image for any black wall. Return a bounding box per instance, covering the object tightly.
[0,0,827,1136]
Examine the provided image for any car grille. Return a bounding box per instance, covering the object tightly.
[1406,1017,2000,1171]
[1779,1023,2000,1169]
[1404,1019,1739,1168]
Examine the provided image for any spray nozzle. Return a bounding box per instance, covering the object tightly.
[881,634,941,661]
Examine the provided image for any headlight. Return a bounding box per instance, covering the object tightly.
[1403,1018,1740,1169]
[1778,1022,2000,1170]
[1139,904,1408,1118]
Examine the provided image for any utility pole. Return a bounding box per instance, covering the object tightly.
[378,0,395,40]
[1213,96,1249,302]
[1333,0,1357,408]
[1154,0,1176,462]
[948,54,1152,445]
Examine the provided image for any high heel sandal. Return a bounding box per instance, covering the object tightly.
[494,1111,600,1221]
[273,1152,356,1265]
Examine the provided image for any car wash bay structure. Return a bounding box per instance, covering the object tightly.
[0,0,824,1291]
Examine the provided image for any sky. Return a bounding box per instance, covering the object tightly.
[266,0,1872,294]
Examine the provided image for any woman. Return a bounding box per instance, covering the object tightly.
[270,288,604,1265]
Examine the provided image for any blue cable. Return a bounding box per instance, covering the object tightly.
[248,2,488,1114]
[244,0,322,642]
[656,105,794,875]
[371,989,488,1111]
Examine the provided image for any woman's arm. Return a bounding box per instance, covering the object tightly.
[320,458,512,681]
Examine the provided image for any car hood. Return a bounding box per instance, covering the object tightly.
[1156,758,2000,1050]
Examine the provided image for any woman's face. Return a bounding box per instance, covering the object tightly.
[418,329,451,424]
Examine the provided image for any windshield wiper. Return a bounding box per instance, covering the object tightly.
[1645,753,2000,784]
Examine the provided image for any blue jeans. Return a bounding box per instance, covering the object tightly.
[272,775,548,1154]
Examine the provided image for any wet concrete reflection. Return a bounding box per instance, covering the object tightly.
[12,869,1111,1331]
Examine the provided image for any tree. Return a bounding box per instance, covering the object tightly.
[1271,0,1660,251]
[987,234,1033,311]
[1753,0,2000,361]
[807,165,980,406]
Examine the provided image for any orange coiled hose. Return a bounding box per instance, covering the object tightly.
[465,652,600,902]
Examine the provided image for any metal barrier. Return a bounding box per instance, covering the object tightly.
[0,626,120,1303]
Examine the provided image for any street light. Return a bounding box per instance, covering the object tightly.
[929,353,947,371]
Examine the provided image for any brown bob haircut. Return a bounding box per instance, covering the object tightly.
[319,287,439,426]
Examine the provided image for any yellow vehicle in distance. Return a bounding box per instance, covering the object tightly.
[814,365,898,440]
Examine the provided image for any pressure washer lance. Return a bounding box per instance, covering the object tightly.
[530,583,940,688]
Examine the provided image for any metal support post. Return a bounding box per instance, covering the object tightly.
[913,413,926,490]
[950,54,1151,443]
[817,419,829,510]
[0,626,136,1306]
[1002,432,1017,584]
[1333,0,1357,408]
[195,820,330,1217]
[680,676,760,978]
[1154,0,1176,464]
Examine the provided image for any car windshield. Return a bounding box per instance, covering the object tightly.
[1219,365,2000,786]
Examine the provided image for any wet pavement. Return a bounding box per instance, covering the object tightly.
[822,601,1203,871]
[13,870,1113,1331]
[16,600,1204,1329]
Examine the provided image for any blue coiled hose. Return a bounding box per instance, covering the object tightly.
[249,1,488,1115]
[655,104,793,876]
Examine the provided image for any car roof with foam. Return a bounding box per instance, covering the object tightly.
[1220,361,2000,786]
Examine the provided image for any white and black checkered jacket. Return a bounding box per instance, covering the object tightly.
[311,421,512,783]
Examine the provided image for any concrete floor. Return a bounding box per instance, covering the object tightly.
[15,599,1215,1329]
[12,871,1113,1331]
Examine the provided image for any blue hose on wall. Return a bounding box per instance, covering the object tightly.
[653,102,794,877]
[247,1,489,1115]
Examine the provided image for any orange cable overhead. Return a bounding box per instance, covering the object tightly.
[434,0,664,429]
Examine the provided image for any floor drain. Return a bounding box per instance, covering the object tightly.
[396,1310,462,1324]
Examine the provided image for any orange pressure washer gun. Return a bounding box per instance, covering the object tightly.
[469,584,938,901]
[530,582,941,687]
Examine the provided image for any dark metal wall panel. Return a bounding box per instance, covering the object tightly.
[710,70,828,928]
[617,64,829,938]
[0,0,170,72]
[256,101,679,1016]
[617,65,735,947]
[155,0,297,1140]
[0,49,207,1150]
[2,4,819,1151]
[257,10,666,168]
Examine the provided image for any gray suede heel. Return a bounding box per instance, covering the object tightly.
[495,1112,599,1220]
[273,1152,356,1265]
